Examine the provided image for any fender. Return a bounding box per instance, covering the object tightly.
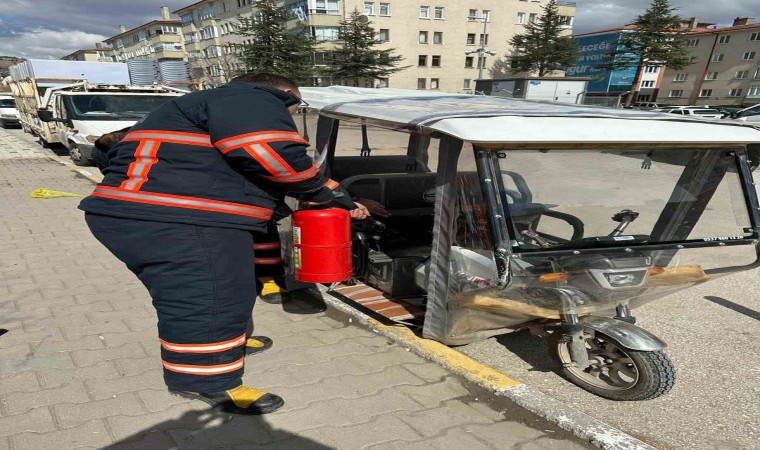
[579,315,667,352]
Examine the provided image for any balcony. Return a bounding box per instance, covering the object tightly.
[556,1,576,6]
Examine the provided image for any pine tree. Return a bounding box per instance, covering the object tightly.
[326,10,407,87]
[600,0,692,105]
[509,0,578,77]
[235,0,317,85]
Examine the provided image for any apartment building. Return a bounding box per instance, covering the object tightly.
[284,0,576,92]
[660,18,760,107]
[61,48,113,62]
[173,0,260,87]
[104,7,186,63]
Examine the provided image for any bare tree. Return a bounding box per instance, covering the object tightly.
[191,44,243,88]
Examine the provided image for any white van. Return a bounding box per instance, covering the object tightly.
[0,95,20,128]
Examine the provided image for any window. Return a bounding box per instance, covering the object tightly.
[645,66,659,73]
[132,34,141,44]
[115,38,124,48]
[517,12,526,24]
[418,55,427,66]
[705,71,719,80]
[636,94,650,102]
[161,25,178,34]
[363,2,374,15]
[641,80,655,88]
[528,13,537,23]
[379,3,390,16]
[433,32,443,44]
[481,10,490,21]
[198,5,214,20]
[465,57,474,68]
[434,7,444,19]
[687,38,699,47]
[480,34,489,46]
[378,28,390,42]
[200,26,218,40]
[417,78,426,89]
[742,51,756,60]
[463,79,471,89]
[559,15,574,26]
[377,78,389,88]
[238,0,253,7]
[431,55,441,67]
[466,33,476,45]
[419,31,429,43]
[699,89,713,97]
[668,90,683,98]
[221,2,230,13]
[751,32,760,41]
[719,35,731,44]
[181,14,193,25]
[749,85,760,96]
[712,53,725,62]
[674,73,687,81]
[478,55,487,68]
[420,6,430,19]
[430,78,440,89]
[735,70,749,79]
[314,26,339,41]
[314,0,339,13]
[468,9,477,19]
[729,88,743,97]
[755,68,760,79]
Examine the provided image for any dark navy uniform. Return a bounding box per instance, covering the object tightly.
[80,82,341,393]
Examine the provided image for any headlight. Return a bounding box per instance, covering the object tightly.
[588,268,649,290]
[85,135,100,143]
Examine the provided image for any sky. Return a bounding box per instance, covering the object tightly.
[1,0,760,59]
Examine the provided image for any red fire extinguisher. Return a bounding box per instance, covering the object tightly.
[292,208,352,283]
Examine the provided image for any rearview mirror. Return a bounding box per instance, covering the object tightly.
[37,109,54,122]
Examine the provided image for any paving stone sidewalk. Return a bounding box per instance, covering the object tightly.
[0,130,591,449]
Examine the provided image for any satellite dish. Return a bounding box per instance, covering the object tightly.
[357,14,369,24]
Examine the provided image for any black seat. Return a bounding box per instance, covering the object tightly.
[329,156,429,182]
[342,172,438,215]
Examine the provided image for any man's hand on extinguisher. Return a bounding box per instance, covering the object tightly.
[349,202,370,220]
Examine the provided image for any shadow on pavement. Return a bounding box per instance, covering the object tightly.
[703,296,760,321]
[493,329,556,373]
[103,408,333,449]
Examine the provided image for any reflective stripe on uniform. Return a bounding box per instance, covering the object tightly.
[325,179,339,190]
[254,242,280,250]
[162,357,245,375]
[214,130,307,153]
[159,333,247,354]
[120,140,159,191]
[91,186,273,220]
[261,165,320,183]
[123,130,213,147]
[243,144,296,178]
[255,257,282,265]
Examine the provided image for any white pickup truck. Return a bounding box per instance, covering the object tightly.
[8,59,187,165]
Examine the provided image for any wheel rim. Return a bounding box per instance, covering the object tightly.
[69,145,82,161]
[557,332,639,391]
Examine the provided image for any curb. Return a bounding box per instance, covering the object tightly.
[313,285,656,450]
[47,155,103,185]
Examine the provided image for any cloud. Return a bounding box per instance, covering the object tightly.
[0,28,107,60]
[574,0,760,34]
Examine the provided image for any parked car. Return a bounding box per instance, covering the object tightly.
[726,103,760,124]
[657,107,724,119]
[632,101,667,109]
[0,95,20,128]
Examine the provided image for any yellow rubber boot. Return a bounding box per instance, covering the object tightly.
[258,277,290,304]
[170,385,284,415]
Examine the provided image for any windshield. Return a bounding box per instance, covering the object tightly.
[692,109,720,115]
[0,99,15,108]
[65,95,174,120]
[487,148,753,252]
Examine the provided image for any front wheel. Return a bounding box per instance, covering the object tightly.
[68,143,92,166]
[550,330,675,401]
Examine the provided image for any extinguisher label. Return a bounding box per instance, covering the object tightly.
[294,248,302,269]
[293,226,302,245]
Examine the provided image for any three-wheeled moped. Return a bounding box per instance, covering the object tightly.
[285,87,760,401]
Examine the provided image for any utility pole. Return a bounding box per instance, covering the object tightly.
[466,11,497,81]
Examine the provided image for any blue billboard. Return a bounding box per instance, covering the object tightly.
[567,32,638,93]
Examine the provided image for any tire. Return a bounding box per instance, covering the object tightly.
[68,143,92,166]
[550,330,675,401]
[0,120,6,129]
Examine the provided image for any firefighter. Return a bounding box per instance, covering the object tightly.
[79,73,369,415]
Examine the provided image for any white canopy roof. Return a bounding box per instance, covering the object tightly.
[299,87,760,146]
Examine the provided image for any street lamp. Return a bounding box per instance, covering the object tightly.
[467,12,498,81]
